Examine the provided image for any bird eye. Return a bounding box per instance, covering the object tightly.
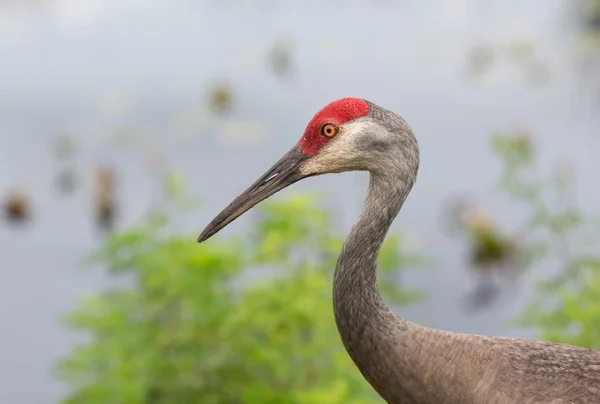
[321,124,338,138]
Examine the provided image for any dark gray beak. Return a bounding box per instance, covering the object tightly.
[198,145,309,243]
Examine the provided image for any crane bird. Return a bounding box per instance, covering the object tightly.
[198,98,600,403]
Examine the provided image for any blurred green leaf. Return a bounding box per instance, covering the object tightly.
[492,132,600,350]
[58,187,423,404]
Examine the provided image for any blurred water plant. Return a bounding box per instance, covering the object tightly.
[583,0,600,34]
[579,0,600,57]
[53,133,76,160]
[461,206,518,275]
[464,44,495,79]
[52,134,79,195]
[56,167,78,195]
[464,39,551,87]
[504,39,536,62]
[444,200,519,311]
[56,176,424,404]
[93,167,117,233]
[2,190,30,224]
[267,40,295,79]
[492,131,600,349]
[208,82,234,114]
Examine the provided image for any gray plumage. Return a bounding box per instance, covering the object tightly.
[198,99,600,404]
[332,102,600,403]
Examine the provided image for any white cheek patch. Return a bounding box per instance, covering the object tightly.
[341,121,365,140]
[342,120,381,140]
[338,120,385,150]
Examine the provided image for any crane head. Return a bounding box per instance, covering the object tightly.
[198,97,417,243]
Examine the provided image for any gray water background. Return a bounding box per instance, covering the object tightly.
[0,1,599,402]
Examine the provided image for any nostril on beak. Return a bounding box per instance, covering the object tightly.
[263,172,279,184]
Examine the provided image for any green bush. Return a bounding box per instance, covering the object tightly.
[57,183,423,404]
[492,132,600,349]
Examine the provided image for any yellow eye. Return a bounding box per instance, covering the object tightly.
[321,124,338,138]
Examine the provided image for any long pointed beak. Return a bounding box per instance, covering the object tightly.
[198,145,309,243]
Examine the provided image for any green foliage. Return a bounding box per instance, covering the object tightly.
[57,181,423,403]
[492,131,600,349]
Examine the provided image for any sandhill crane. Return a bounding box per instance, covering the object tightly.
[198,98,600,403]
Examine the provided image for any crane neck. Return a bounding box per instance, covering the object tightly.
[332,168,418,400]
[333,170,414,344]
